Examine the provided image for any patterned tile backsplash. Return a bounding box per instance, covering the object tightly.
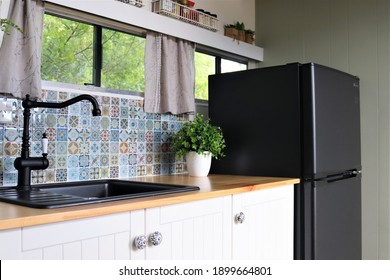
[0,87,189,187]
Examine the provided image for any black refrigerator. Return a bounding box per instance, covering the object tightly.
[208,63,362,260]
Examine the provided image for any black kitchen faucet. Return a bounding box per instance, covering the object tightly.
[14,94,101,190]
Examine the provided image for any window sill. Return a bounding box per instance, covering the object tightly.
[46,0,263,62]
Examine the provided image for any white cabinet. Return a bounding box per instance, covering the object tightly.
[132,185,294,260]
[0,212,134,260]
[143,196,232,260]
[232,185,294,260]
[0,185,294,260]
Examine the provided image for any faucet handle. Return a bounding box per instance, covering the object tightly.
[42,132,48,157]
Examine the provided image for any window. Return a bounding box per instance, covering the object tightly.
[194,52,215,100]
[194,52,247,100]
[101,28,145,92]
[41,13,247,98]
[41,14,145,92]
[41,14,94,85]
[221,58,247,74]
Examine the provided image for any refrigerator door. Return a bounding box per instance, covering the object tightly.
[209,64,301,178]
[312,175,362,259]
[301,64,361,179]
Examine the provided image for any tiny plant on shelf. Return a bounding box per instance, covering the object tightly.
[245,29,255,44]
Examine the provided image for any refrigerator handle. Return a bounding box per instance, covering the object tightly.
[326,169,362,183]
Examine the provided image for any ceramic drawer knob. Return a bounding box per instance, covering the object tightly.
[149,231,163,246]
[134,234,147,250]
[235,212,246,224]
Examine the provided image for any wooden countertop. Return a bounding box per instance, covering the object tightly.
[0,174,299,230]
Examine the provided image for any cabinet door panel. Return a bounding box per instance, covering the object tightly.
[22,212,130,251]
[63,241,82,260]
[82,238,99,260]
[43,245,63,260]
[129,209,146,260]
[232,185,294,260]
[145,196,232,260]
[0,228,21,259]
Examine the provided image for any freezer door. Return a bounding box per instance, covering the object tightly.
[209,64,301,178]
[301,64,361,178]
[313,175,362,259]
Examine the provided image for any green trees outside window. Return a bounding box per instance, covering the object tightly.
[41,14,246,99]
[41,14,145,92]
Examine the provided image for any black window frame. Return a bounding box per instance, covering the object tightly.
[42,12,248,95]
[43,12,147,90]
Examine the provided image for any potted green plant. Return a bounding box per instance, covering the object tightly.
[235,21,245,41]
[171,114,226,176]
[224,23,238,39]
[245,29,255,44]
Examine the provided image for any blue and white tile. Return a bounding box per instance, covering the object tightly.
[90,130,101,141]
[3,157,16,172]
[31,141,42,156]
[129,119,137,130]
[56,129,68,141]
[79,129,90,142]
[79,116,91,129]
[67,168,79,181]
[90,155,100,168]
[56,155,67,169]
[128,154,137,166]
[45,114,57,128]
[129,166,137,177]
[100,155,110,167]
[67,129,80,142]
[101,142,110,154]
[79,155,89,167]
[100,117,110,129]
[109,142,119,154]
[80,102,91,115]
[110,130,120,142]
[79,142,90,154]
[120,119,128,130]
[119,166,129,178]
[110,154,118,166]
[56,169,67,182]
[68,103,81,115]
[90,167,99,179]
[56,115,68,128]
[120,107,129,119]
[4,128,19,142]
[57,142,67,155]
[90,142,101,155]
[119,154,129,166]
[67,154,79,168]
[119,130,129,142]
[58,91,69,101]
[3,172,17,186]
[79,167,90,180]
[110,166,119,178]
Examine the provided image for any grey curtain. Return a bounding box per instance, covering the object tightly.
[144,31,195,115]
[0,0,45,100]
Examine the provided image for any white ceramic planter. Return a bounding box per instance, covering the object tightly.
[185,151,212,177]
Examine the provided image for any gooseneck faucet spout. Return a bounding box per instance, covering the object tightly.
[22,94,101,116]
[14,94,101,190]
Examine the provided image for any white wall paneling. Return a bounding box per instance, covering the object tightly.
[256,0,390,260]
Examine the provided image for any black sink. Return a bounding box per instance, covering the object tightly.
[0,180,200,209]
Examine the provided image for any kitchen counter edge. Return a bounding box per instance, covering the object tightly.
[0,174,299,230]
